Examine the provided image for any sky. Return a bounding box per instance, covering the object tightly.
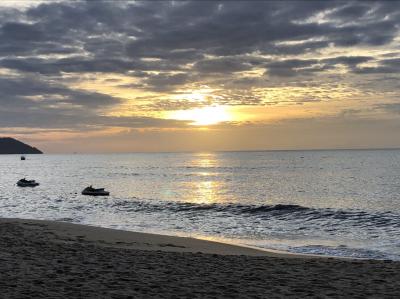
[0,0,399,153]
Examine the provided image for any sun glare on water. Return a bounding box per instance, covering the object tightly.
[171,106,232,126]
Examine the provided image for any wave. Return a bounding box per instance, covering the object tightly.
[111,199,400,229]
[113,200,309,214]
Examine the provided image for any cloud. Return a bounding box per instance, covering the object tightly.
[266,56,374,77]
[0,76,120,108]
[0,0,399,142]
[1,1,398,74]
[193,57,262,74]
[143,73,191,91]
[375,103,400,114]
[0,74,194,130]
[354,58,400,74]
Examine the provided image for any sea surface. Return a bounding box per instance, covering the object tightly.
[1,150,400,260]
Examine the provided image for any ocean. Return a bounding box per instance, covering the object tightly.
[1,150,400,260]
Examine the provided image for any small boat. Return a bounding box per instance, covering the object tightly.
[21,156,26,160]
[82,186,110,196]
[17,178,39,187]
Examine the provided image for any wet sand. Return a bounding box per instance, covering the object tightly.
[1,218,400,298]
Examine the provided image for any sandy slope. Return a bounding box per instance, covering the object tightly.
[1,218,399,298]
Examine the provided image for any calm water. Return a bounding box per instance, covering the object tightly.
[1,150,400,260]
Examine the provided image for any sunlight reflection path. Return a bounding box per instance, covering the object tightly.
[188,153,224,204]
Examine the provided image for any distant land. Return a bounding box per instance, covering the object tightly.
[0,137,43,154]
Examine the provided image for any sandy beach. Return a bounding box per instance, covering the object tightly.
[0,218,399,298]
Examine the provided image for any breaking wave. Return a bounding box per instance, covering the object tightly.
[111,199,400,229]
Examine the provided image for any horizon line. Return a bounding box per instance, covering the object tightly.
[31,147,400,155]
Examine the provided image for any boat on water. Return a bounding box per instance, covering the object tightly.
[21,156,26,160]
[17,178,39,187]
[82,186,110,196]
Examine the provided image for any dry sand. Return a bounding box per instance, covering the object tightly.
[1,218,399,298]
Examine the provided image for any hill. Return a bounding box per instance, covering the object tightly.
[0,137,43,154]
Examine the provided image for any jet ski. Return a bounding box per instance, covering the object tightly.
[17,178,39,187]
[82,186,110,196]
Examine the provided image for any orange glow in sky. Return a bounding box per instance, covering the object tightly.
[1,1,400,153]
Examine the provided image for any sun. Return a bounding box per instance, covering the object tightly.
[170,106,232,126]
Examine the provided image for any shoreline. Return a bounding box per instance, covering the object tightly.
[1,218,359,260]
[0,218,302,258]
[1,218,400,298]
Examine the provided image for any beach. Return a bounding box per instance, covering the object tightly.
[1,218,400,298]
[3,151,400,260]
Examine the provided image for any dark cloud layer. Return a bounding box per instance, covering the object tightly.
[1,1,399,75]
[354,58,400,74]
[0,0,399,132]
[266,56,374,77]
[0,75,189,129]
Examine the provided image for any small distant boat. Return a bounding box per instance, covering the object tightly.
[21,156,26,160]
[17,178,39,187]
[82,186,110,196]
